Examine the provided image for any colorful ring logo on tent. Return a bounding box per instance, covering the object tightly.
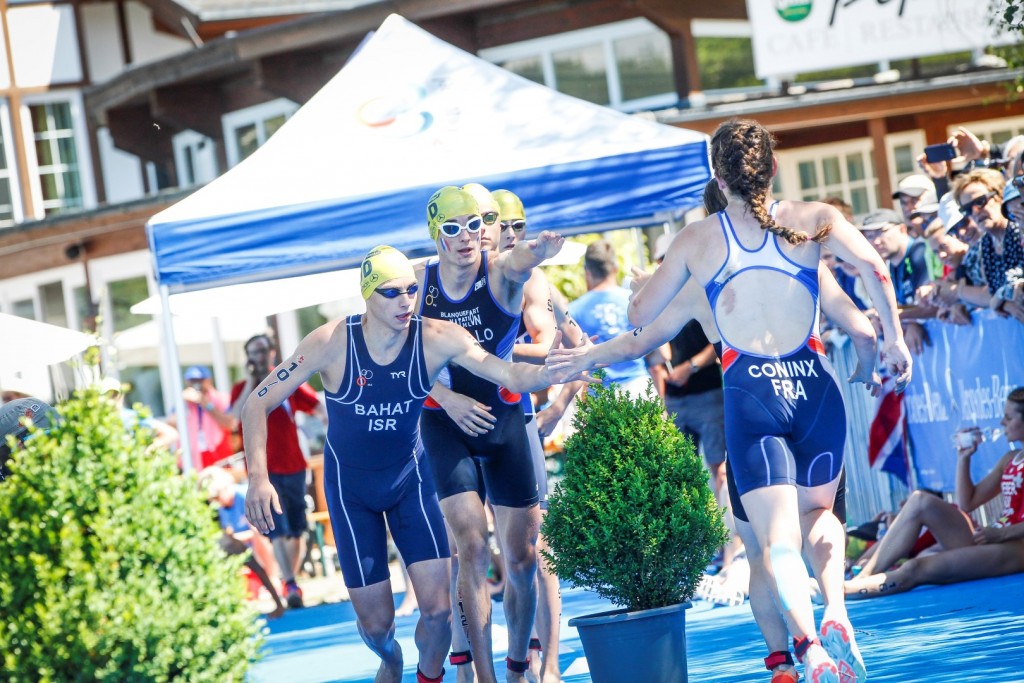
[356,88,433,137]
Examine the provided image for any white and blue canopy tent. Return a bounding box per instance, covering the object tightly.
[145,14,711,469]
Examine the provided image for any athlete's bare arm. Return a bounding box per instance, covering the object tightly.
[244,319,346,532]
[493,231,565,286]
[818,265,881,395]
[627,220,705,327]
[805,202,912,388]
[512,269,560,363]
[422,318,578,394]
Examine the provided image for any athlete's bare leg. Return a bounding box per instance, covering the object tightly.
[349,580,404,683]
[492,503,541,683]
[442,493,499,683]
[405,557,454,680]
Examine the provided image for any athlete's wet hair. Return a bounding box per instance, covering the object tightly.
[710,119,830,245]
[702,178,727,215]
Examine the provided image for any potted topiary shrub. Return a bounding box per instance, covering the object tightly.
[0,386,262,682]
[542,380,727,683]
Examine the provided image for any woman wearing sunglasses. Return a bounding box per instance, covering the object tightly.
[242,245,577,683]
[949,169,1024,324]
[417,185,568,683]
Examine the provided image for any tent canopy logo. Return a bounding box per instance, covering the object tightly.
[774,0,813,22]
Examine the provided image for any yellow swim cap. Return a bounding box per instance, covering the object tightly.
[427,186,479,240]
[491,189,525,221]
[360,245,415,300]
[461,183,495,210]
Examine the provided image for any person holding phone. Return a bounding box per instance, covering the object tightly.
[166,366,235,471]
[845,387,1024,599]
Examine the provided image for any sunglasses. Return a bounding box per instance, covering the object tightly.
[500,220,526,233]
[439,215,483,237]
[375,283,419,299]
[959,191,997,216]
[481,211,499,225]
[861,224,895,241]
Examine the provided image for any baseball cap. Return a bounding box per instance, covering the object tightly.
[859,209,904,232]
[1001,181,1021,219]
[891,174,935,199]
[936,192,966,235]
[98,377,123,395]
[184,366,211,381]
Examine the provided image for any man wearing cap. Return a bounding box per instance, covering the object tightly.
[859,209,934,353]
[243,244,574,683]
[893,174,938,236]
[167,366,235,471]
[417,186,566,683]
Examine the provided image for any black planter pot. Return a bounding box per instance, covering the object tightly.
[568,602,691,683]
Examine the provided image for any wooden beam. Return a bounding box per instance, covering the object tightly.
[105,103,179,162]
[255,50,350,104]
[867,117,892,209]
[475,0,638,47]
[150,83,225,139]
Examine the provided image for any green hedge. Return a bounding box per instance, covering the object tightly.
[0,388,261,682]
[542,380,727,612]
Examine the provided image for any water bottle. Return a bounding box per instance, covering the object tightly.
[952,427,1003,448]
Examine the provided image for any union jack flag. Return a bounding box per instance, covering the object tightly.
[867,374,909,483]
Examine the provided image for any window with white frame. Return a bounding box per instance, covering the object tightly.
[479,18,676,112]
[222,99,298,167]
[691,20,771,95]
[173,130,219,187]
[0,100,20,228]
[885,131,927,187]
[775,140,878,217]
[22,93,95,219]
[951,116,1024,148]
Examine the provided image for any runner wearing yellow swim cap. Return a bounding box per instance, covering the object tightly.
[360,245,416,300]
[414,185,568,682]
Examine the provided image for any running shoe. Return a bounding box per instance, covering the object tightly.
[820,618,867,683]
[802,643,839,683]
[286,582,304,609]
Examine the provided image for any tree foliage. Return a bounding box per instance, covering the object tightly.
[0,388,262,682]
[542,380,727,612]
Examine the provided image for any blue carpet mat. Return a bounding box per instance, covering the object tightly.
[249,573,1024,682]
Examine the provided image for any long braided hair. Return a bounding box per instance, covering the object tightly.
[710,119,831,245]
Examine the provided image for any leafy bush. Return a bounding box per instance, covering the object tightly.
[0,388,261,682]
[542,380,727,612]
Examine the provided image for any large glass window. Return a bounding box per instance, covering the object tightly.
[553,43,609,105]
[695,36,762,91]
[29,101,83,215]
[0,106,16,227]
[222,99,298,167]
[481,18,677,111]
[107,276,149,333]
[777,141,878,218]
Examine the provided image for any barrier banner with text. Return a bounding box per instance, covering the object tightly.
[903,312,1023,492]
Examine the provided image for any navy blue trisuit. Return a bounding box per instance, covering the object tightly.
[418,253,539,508]
[703,204,846,497]
[323,315,449,589]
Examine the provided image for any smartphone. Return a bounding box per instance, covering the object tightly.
[924,142,957,163]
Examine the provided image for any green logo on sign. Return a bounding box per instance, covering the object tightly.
[774,0,813,22]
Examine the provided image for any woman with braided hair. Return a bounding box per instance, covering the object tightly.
[628,118,912,683]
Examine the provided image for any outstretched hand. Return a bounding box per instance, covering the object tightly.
[245,477,282,535]
[848,362,881,397]
[545,333,601,384]
[881,339,913,393]
[529,231,565,262]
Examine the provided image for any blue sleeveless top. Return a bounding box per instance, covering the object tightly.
[323,315,432,470]
[419,253,523,408]
[702,203,820,354]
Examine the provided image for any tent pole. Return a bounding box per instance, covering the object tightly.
[160,285,193,475]
[210,317,230,394]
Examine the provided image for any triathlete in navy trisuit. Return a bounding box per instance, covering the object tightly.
[416,185,567,683]
[243,245,572,683]
[627,120,911,683]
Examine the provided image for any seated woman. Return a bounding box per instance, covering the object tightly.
[845,387,1024,599]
